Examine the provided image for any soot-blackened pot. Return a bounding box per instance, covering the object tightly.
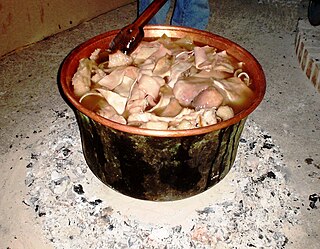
[59,26,266,201]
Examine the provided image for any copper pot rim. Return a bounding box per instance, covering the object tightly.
[59,25,266,137]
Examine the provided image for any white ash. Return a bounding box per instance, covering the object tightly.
[24,109,301,249]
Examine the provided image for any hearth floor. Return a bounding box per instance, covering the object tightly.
[0,1,319,249]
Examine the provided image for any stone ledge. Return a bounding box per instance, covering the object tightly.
[295,19,320,93]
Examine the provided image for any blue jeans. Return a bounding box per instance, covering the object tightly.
[138,0,210,30]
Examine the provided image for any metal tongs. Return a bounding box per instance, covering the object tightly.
[109,0,168,55]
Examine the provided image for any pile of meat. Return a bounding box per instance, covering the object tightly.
[72,35,254,130]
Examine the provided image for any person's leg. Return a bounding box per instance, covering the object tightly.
[171,0,210,30]
[138,0,171,25]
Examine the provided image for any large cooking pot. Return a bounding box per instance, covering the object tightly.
[58,25,266,201]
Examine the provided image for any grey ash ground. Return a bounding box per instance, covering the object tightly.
[23,111,302,249]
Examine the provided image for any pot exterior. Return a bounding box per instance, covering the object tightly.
[75,110,246,201]
[59,26,266,201]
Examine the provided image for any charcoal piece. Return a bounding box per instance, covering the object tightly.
[31,153,39,160]
[173,225,182,233]
[309,193,319,209]
[240,138,247,143]
[267,171,276,179]
[256,175,266,182]
[305,158,314,164]
[249,142,256,150]
[62,148,71,157]
[26,162,33,168]
[247,243,256,247]
[55,109,68,118]
[309,202,316,209]
[309,193,318,202]
[89,199,103,206]
[73,184,84,195]
[39,212,46,217]
[262,143,274,149]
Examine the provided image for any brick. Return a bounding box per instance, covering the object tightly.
[295,31,303,55]
[297,40,305,63]
[311,62,320,89]
[304,48,320,78]
[295,31,301,54]
[300,46,308,71]
[295,19,320,94]
[305,56,314,79]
